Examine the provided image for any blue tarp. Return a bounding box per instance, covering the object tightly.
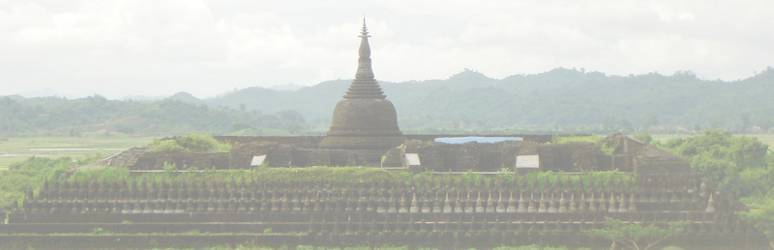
[434,136,523,144]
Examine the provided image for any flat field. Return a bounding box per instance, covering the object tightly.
[0,136,154,170]
[750,134,774,147]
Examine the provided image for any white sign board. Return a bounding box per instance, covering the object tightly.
[516,154,540,169]
[405,153,421,167]
[250,155,267,166]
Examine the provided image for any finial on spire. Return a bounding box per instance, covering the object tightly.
[344,18,383,99]
[360,18,370,38]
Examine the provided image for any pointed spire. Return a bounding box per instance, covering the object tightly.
[360,18,370,38]
[345,18,386,99]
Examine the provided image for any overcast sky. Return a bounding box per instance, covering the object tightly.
[1,0,772,98]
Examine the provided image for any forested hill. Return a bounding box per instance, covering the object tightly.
[211,67,774,133]
[0,96,307,136]
[2,67,774,136]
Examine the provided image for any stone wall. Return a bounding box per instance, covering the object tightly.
[399,141,606,172]
[405,142,519,171]
[215,134,555,146]
[107,134,691,174]
[132,152,230,170]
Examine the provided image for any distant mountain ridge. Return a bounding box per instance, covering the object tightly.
[3,67,774,136]
[208,67,774,133]
[0,95,307,136]
[167,92,205,105]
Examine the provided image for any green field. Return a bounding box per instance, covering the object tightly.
[750,134,774,147]
[0,136,155,169]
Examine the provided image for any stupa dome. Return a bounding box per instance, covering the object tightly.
[320,20,404,150]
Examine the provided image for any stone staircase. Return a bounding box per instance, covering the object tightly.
[99,147,146,167]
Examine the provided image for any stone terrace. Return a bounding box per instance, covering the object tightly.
[1,173,767,249]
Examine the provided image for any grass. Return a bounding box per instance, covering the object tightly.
[63,166,633,193]
[551,135,602,144]
[652,134,774,147]
[0,241,572,250]
[0,158,71,208]
[0,136,154,170]
[161,244,571,250]
[751,134,774,147]
[2,156,633,209]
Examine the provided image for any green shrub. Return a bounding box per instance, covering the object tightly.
[91,227,108,235]
[586,218,686,250]
[462,170,481,184]
[599,139,618,156]
[0,157,70,208]
[633,132,653,144]
[493,245,569,250]
[58,166,633,193]
[496,167,514,179]
[163,162,177,174]
[552,135,601,144]
[69,167,131,183]
[658,130,770,194]
[2,157,635,211]
[147,133,231,153]
[147,139,186,153]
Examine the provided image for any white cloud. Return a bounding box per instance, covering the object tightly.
[0,0,772,98]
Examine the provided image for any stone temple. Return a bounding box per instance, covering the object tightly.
[99,22,702,173]
[3,21,765,249]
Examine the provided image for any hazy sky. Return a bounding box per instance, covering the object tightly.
[1,0,772,98]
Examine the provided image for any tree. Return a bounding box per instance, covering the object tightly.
[659,131,770,194]
[740,195,774,249]
[587,218,686,250]
[632,132,652,144]
[275,110,307,134]
[662,131,768,169]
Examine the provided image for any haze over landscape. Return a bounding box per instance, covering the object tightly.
[5,68,774,136]
[3,0,774,136]
[1,0,773,98]
[4,1,774,249]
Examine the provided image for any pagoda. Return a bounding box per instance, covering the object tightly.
[320,20,405,151]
